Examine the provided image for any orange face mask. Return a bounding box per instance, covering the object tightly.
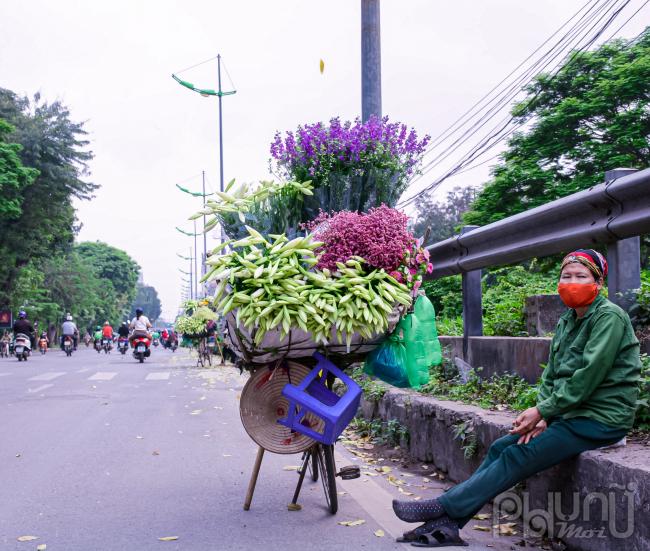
[557,283,599,308]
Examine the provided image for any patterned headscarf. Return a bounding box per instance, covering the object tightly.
[561,249,608,280]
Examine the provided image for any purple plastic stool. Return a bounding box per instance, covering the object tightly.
[277,352,362,445]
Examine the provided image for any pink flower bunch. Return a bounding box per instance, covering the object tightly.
[303,205,415,273]
[389,239,433,295]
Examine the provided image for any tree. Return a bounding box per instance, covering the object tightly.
[463,31,650,227]
[411,186,477,245]
[130,283,162,323]
[0,89,97,307]
[75,242,140,319]
[0,119,38,219]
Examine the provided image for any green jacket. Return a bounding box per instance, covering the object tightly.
[536,294,641,430]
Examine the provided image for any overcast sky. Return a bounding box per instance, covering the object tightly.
[1,1,646,319]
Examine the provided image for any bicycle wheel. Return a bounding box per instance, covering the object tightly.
[307,447,318,482]
[317,444,338,514]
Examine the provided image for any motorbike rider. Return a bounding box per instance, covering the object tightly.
[117,321,129,339]
[13,311,35,348]
[102,321,114,339]
[61,314,79,350]
[39,331,49,349]
[129,307,152,346]
[93,325,103,346]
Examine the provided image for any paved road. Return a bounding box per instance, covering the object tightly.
[0,347,502,551]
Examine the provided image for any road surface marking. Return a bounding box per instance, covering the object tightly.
[145,372,170,381]
[27,384,53,394]
[28,372,66,381]
[88,372,117,381]
[76,368,90,373]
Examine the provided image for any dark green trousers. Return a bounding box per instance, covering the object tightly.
[438,417,627,527]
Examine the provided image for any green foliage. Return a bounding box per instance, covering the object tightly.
[423,275,463,319]
[628,270,650,329]
[635,353,650,432]
[75,242,140,318]
[464,32,650,227]
[482,266,557,336]
[434,316,463,336]
[350,365,388,402]
[0,88,96,307]
[130,283,162,322]
[349,416,409,447]
[411,186,477,246]
[0,119,38,219]
[452,420,478,459]
[420,355,540,412]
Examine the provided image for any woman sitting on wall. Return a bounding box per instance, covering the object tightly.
[392,249,641,547]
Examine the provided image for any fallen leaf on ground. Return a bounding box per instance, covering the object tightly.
[414,496,422,501]
[362,471,378,477]
[402,473,415,477]
[222,454,232,457]
[283,466,300,471]
[377,466,392,474]
[472,525,491,532]
[15,453,20,458]
[337,491,347,496]
[190,410,202,415]
[374,529,385,537]
[136,436,144,440]
[152,451,160,456]
[398,487,414,496]
[422,477,431,483]
[158,536,179,541]
[493,522,517,536]
[338,519,366,527]
[287,503,302,511]
[473,513,490,520]
[387,475,405,486]
[421,464,429,469]
[37,545,47,550]
[17,536,38,542]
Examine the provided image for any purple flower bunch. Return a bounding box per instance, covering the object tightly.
[270,116,430,184]
[303,205,416,273]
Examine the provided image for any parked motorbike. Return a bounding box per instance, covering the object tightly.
[38,337,48,355]
[117,337,129,355]
[14,333,31,362]
[102,337,112,354]
[63,335,74,357]
[132,336,151,363]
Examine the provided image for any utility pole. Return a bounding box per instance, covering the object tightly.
[361,0,382,121]
[193,219,199,299]
[189,248,194,300]
[217,54,227,244]
[202,170,208,286]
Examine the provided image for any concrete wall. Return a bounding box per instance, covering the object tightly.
[360,387,649,551]
[438,336,551,383]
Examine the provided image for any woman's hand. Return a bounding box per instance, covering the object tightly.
[517,419,548,445]
[508,406,543,436]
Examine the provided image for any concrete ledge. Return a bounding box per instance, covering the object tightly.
[439,336,551,383]
[360,386,649,551]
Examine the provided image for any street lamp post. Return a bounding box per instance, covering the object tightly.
[172,55,236,244]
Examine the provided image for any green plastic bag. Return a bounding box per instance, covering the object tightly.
[364,332,410,388]
[398,295,443,388]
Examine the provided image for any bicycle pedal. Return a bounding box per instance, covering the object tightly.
[337,465,361,480]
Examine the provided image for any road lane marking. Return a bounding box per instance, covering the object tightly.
[76,368,90,373]
[28,372,66,381]
[27,384,53,394]
[145,372,170,381]
[88,372,117,381]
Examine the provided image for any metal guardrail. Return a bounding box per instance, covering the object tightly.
[426,167,650,279]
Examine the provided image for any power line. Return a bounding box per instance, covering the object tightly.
[399,0,638,208]
[174,55,220,75]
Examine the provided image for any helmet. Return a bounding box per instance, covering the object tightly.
[136,307,143,316]
[66,314,73,321]
[96,326,101,331]
[18,310,26,319]
[104,320,110,326]
[122,321,128,326]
